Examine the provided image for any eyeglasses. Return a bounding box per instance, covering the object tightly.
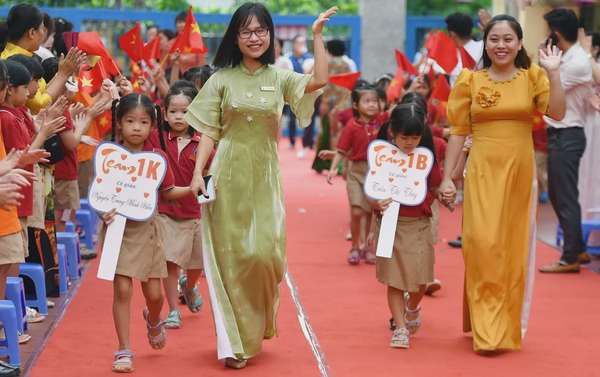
[238,28,269,39]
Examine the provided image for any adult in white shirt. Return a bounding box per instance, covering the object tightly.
[274,38,293,71]
[445,12,484,86]
[539,9,593,273]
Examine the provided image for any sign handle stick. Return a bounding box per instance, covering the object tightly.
[97,214,127,281]
[376,201,400,259]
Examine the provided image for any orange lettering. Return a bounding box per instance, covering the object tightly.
[137,159,146,176]
[416,154,428,170]
[146,160,160,180]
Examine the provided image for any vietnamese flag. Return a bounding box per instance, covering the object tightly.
[143,36,161,65]
[119,22,144,63]
[64,31,121,76]
[170,7,208,54]
[431,75,451,102]
[74,60,109,106]
[460,47,476,70]
[386,68,405,104]
[329,71,361,91]
[394,49,418,76]
[426,31,458,74]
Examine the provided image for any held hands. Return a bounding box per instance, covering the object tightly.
[312,7,337,36]
[190,174,208,198]
[539,41,563,73]
[438,178,457,211]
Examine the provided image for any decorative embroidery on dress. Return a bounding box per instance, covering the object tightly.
[476,86,501,108]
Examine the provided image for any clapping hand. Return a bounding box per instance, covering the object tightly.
[0,149,23,176]
[539,41,562,72]
[312,7,337,36]
[0,183,24,209]
[17,147,50,167]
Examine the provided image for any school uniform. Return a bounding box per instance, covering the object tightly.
[0,106,34,256]
[0,123,25,265]
[54,111,81,211]
[336,117,384,212]
[376,161,442,293]
[97,146,175,281]
[146,129,204,270]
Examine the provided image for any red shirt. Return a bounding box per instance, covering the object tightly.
[16,107,35,137]
[399,161,442,218]
[337,117,383,161]
[0,106,34,217]
[146,129,201,219]
[336,107,354,127]
[54,111,78,180]
[433,136,447,166]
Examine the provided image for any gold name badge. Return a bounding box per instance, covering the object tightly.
[260,86,275,92]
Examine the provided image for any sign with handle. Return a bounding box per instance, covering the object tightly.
[89,142,167,280]
[364,140,434,258]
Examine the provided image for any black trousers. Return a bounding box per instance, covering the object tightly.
[301,96,321,149]
[285,105,297,146]
[547,127,587,264]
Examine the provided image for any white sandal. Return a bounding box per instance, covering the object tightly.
[404,304,422,335]
[112,350,134,373]
[143,309,166,350]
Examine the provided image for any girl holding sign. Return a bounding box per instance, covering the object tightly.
[184,2,332,369]
[99,93,195,373]
[326,83,384,265]
[368,103,442,349]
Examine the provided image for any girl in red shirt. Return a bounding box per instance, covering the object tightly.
[368,102,443,350]
[146,83,207,330]
[326,84,383,265]
[99,93,194,373]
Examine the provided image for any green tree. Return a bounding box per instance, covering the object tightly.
[232,0,358,15]
[408,0,491,16]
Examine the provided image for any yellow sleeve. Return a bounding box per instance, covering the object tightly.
[184,73,223,142]
[529,63,550,114]
[280,69,323,128]
[447,69,473,136]
[26,79,52,115]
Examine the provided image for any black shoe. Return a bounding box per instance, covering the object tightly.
[448,236,462,249]
[80,251,97,260]
[0,361,19,376]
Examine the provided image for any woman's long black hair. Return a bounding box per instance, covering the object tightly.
[481,14,530,69]
[213,2,275,68]
[111,93,163,149]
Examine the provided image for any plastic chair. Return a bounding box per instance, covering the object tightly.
[79,199,98,238]
[0,300,20,367]
[65,221,75,233]
[76,209,95,250]
[56,232,80,280]
[5,278,27,333]
[18,263,48,315]
[57,244,68,295]
[583,219,600,256]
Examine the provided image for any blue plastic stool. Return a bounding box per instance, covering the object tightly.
[556,223,564,246]
[56,232,80,280]
[583,219,600,256]
[19,263,49,316]
[65,221,75,233]
[57,244,68,295]
[79,199,98,236]
[5,278,27,333]
[76,209,95,250]
[0,300,21,366]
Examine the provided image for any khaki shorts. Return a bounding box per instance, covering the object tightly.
[54,179,80,210]
[157,214,203,270]
[0,232,26,265]
[346,160,371,213]
[78,159,93,199]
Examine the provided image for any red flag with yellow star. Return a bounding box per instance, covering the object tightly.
[170,7,208,54]
[119,22,144,62]
[74,60,109,106]
[143,36,161,66]
[64,31,121,76]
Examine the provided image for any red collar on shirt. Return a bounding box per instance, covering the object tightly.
[165,130,201,143]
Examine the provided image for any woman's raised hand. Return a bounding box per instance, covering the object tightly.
[539,41,563,72]
[312,7,338,36]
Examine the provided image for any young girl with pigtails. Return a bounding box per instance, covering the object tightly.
[97,93,195,373]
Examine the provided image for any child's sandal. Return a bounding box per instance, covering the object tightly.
[363,250,376,265]
[179,275,203,313]
[112,350,134,373]
[143,309,166,350]
[347,248,361,265]
[404,304,422,335]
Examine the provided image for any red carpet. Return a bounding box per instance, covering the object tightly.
[31,145,600,377]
